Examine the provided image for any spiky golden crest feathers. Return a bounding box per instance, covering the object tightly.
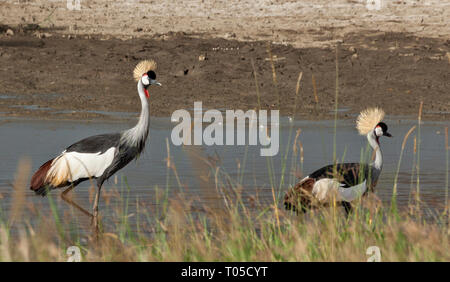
[133,60,157,82]
[356,107,385,135]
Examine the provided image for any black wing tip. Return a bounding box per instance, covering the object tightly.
[33,185,51,197]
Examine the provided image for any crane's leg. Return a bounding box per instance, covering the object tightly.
[342,201,353,218]
[92,179,104,231]
[61,184,94,219]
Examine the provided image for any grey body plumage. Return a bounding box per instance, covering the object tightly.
[66,133,121,154]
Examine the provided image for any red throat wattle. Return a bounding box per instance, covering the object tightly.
[142,74,150,98]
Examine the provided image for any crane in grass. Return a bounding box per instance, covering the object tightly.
[284,108,392,215]
[30,60,161,228]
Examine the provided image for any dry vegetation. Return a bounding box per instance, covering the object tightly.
[0,167,448,262]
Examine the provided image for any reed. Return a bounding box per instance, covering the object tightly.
[266,42,280,108]
[391,125,416,213]
[250,58,262,110]
[311,73,318,104]
[445,127,449,217]
[294,72,303,114]
[415,101,423,212]
[408,136,417,209]
[333,44,339,164]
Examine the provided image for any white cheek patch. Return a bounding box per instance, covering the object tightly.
[141,75,150,85]
[375,126,383,137]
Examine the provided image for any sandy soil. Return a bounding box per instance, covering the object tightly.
[0,0,449,120]
[1,0,449,48]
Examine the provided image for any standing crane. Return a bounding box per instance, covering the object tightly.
[284,107,392,215]
[30,60,161,228]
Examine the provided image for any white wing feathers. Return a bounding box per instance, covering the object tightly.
[312,178,367,203]
[45,148,116,186]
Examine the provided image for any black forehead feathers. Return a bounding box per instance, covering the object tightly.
[147,70,156,79]
[377,122,388,132]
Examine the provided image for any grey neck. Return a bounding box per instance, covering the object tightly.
[121,79,150,149]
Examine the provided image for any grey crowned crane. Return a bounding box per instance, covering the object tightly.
[284,108,392,215]
[30,60,161,227]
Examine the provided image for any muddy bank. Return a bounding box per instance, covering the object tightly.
[0,29,449,121]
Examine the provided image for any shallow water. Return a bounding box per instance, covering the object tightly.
[0,116,447,231]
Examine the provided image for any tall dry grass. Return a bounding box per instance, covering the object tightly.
[0,166,448,262]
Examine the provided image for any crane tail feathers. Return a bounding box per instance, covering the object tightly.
[284,177,315,212]
[30,158,55,197]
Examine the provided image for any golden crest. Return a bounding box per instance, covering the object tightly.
[133,60,157,82]
[356,107,385,135]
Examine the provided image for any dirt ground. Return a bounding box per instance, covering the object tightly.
[0,0,449,120]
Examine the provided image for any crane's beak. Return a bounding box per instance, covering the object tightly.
[150,79,162,86]
[384,132,392,137]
